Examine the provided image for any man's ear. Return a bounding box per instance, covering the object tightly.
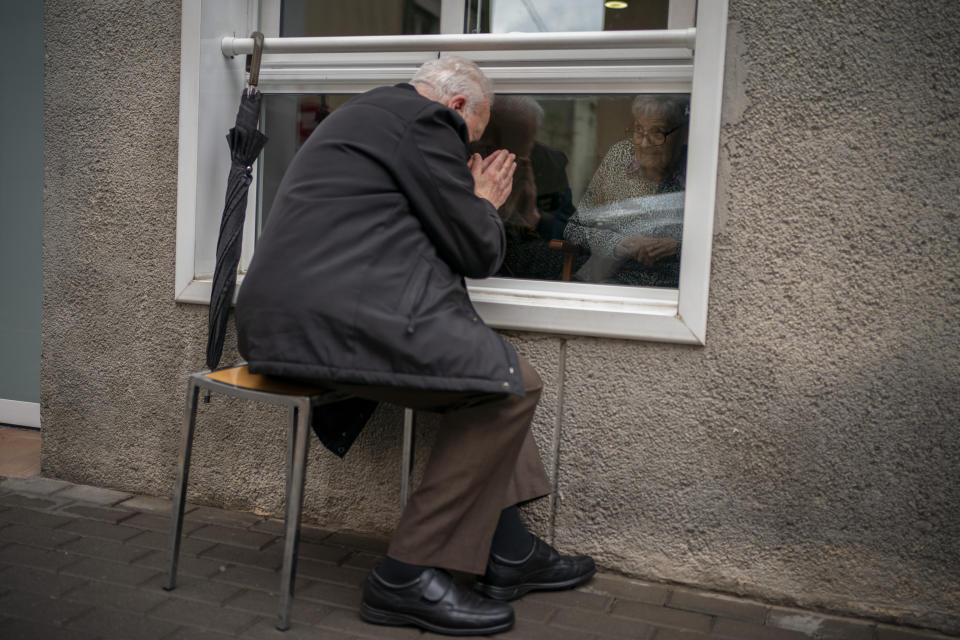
[446,94,467,113]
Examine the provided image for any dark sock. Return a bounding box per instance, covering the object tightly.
[374,555,429,584]
[490,506,535,561]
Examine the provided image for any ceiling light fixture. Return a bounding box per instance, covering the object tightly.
[604,1,629,9]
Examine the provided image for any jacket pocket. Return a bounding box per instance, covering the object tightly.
[398,257,432,334]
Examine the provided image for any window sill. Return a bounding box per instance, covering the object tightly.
[176,275,700,344]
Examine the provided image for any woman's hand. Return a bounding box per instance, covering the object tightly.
[469,149,516,209]
[614,234,679,267]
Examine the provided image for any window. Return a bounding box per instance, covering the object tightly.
[176,0,728,343]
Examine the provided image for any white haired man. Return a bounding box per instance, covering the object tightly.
[236,56,595,635]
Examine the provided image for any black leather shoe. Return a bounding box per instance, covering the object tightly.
[476,536,596,601]
[361,567,514,636]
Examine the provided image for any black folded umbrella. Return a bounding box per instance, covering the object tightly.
[205,87,268,369]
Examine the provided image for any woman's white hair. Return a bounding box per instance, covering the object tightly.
[411,56,494,115]
[631,94,690,127]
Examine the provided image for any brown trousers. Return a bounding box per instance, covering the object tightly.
[330,355,552,574]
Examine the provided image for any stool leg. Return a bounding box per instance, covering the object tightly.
[284,401,297,507]
[277,400,311,631]
[164,378,201,590]
[400,408,416,507]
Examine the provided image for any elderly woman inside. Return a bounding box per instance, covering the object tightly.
[564,94,689,287]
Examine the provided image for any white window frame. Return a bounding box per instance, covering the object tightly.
[175,0,728,344]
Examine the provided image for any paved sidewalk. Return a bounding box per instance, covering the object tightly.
[0,476,954,640]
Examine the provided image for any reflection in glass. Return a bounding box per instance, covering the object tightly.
[467,0,668,33]
[280,0,440,37]
[563,94,688,287]
[259,91,688,289]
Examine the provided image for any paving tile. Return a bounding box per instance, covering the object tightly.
[222,588,332,625]
[297,540,350,564]
[651,628,710,639]
[126,529,217,556]
[249,519,334,543]
[767,607,876,638]
[0,542,77,571]
[59,534,154,563]
[66,607,180,640]
[115,494,183,515]
[296,558,367,587]
[512,596,557,623]
[584,574,672,605]
[0,523,80,548]
[300,524,337,545]
[248,518,287,536]
[52,484,133,506]
[241,616,362,639]
[610,600,713,634]
[201,543,286,571]
[0,564,88,597]
[0,476,74,496]
[59,518,143,542]
[147,597,261,634]
[211,563,309,593]
[0,493,64,511]
[61,556,160,586]
[61,578,171,613]
[188,524,276,550]
[314,607,422,639]
[185,506,265,528]
[323,531,390,554]
[341,550,383,570]
[526,587,612,611]
[0,589,93,626]
[551,607,655,638]
[815,615,878,640]
[512,618,604,640]
[133,548,227,579]
[0,505,76,528]
[668,587,768,623]
[122,511,204,534]
[296,579,362,609]
[163,625,238,639]
[60,503,138,524]
[467,616,601,640]
[0,615,100,640]
[712,617,812,639]
[141,571,244,604]
[877,625,956,639]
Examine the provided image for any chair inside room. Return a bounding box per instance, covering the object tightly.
[163,364,417,631]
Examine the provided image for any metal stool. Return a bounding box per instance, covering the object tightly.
[163,364,416,631]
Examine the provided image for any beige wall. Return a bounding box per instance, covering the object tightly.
[42,0,960,633]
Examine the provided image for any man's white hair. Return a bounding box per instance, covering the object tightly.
[411,55,494,115]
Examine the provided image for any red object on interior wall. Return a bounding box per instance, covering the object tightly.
[298,96,332,144]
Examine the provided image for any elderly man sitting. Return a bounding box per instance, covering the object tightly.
[235,56,595,636]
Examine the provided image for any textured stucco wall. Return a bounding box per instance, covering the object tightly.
[42,0,959,633]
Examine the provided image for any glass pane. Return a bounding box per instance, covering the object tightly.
[280,0,440,37]
[259,91,688,289]
[476,93,687,288]
[466,0,668,33]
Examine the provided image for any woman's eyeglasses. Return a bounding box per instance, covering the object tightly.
[624,124,683,146]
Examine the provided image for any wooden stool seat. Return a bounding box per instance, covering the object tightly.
[203,365,332,396]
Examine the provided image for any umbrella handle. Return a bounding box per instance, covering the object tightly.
[247,31,264,88]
